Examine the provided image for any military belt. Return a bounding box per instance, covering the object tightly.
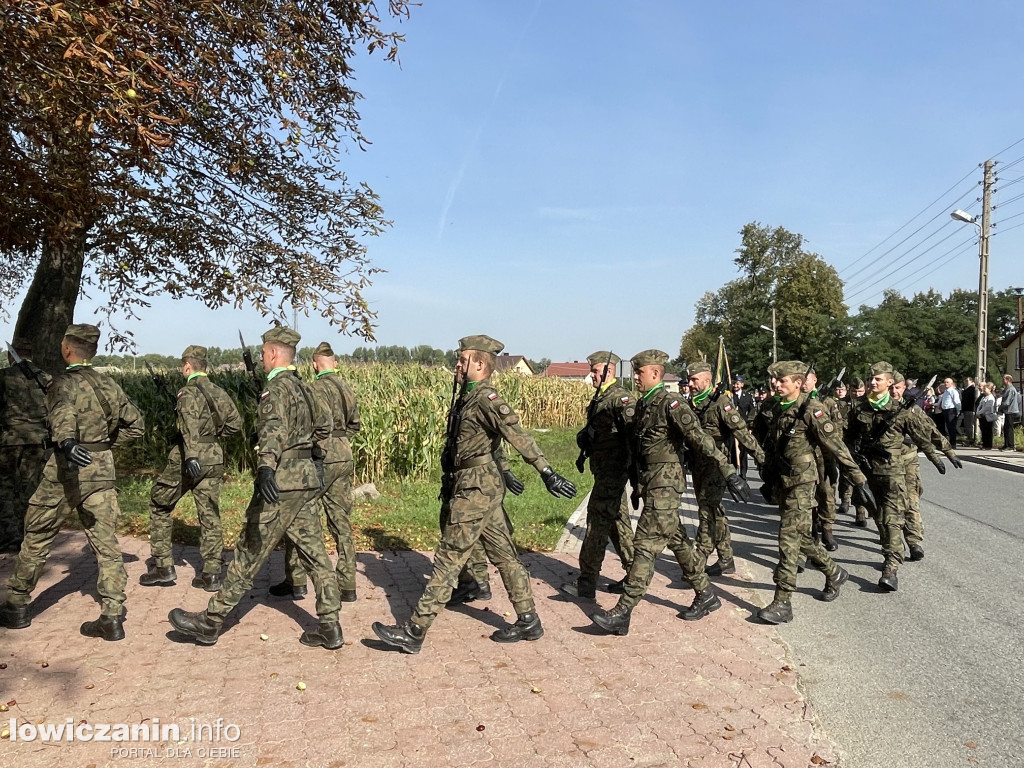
[453,455,495,471]
[785,453,816,465]
[80,442,112,452]
[194,436,217,444]
[331,429,350,439]
[280,447,313,460]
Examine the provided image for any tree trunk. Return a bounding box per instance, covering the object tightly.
[14,225,88,375]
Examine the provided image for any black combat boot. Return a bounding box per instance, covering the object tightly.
[819,566,848,602]
[447,580,490,606]
[191,571,223,592]
[837,501,850,516]
[491,612,544,643]
[878,569,899,592]
[908,544,925,561]
[0,601,30,629]
[340,589,358,603]
[559,581,596,600]
[706,558,736,576]
[680,588,722,621]
[854,507,868,527]
[299,621,344,649]
[821,527,838,552]
[80,614,125,641]
[758,597,793,624]
[268,580,307,599]
[591,604,632,635]
[139,564,177,587]
[168,608,222,645]
[372,620,425,654]
[606,578,626,594]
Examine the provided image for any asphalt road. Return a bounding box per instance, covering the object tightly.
[718,460,1024,768]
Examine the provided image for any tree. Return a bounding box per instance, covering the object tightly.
[529,357,551,374]
[1,1,411,372]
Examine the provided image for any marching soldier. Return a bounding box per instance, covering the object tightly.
[140,345,242,591]
[561,351,635,600]
[168,326,344,649]
[837,378,869,526]
[590,350,751,636]
[372,335,577,653]
[757,361,873,624]
[844,362,961,591]
[0,324,144,641]
[0,338,51,553]
[269,341,362,602]
[803,369,841,551]
[686,361,764,576]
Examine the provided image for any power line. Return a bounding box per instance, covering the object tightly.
[844,231,976,304]
[886,242,979,298]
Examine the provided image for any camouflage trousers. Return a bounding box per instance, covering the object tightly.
[6,452,127,616]
[206,489,341,624]
[773,481,840,597]
[414,481,533,630]
[867,473,908,571]
[693,469,732,564]
[149,445,224,574]
[618,486,708,610]
[814,452,836,530]
[577,469,634,590]
[439,499,491,589]
[0,444,47,550]
[282,460,357,592]
[902,458,924,547]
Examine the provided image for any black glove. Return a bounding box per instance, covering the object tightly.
[575,429,591,453]
[256,466,280,505]
[60,438,92,468]
[540,467,577,499]
[502,470,525,496]
[184,458,202,479]
[575,455,586,474]
[760,484,775,505]
[852,482,877,516]
[933,460,947,475]
[630,488,641,510]
[725,473,752,504]
[947,453,963,470]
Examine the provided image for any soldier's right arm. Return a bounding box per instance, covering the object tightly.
[216,385,243,436]
[256,385,286,470]
[806,408,866,485]
[341,380,361,434]
[113,384,145,446]
[668,399,734,479]
[176,388,205,460]
[478,392,549,471]
[46,375,79,444]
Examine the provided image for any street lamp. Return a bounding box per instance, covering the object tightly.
[950,206,989,384]
[759,307,777,363]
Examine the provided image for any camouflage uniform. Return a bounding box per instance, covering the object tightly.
[574,354,636,593]
[0,348,51,552]
[834,396,855,511]
[148,350,242,576]
[688,366,765,569]
[898,397,952,554]
[844,364,949,581]
[5,326,144,619]
[814,392,843,537]
[759,366,865,606]
[280,350,361,594]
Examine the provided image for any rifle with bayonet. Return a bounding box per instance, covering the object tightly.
[439,361,469,503]
[238,330,264,397]
[145,362,184,445]
[821,366,846,398]
[5,342,51,396]
[575,351,614,473]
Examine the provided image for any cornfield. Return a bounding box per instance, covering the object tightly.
[114,364,590,485]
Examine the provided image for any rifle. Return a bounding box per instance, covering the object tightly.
[238,330,263,396]
[6,342,50,395]
[145,362,178,404]
[575,351,614,473]
[821,366,847,398]
[439,364,469,502]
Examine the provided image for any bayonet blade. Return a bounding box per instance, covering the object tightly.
[6,341,23,365]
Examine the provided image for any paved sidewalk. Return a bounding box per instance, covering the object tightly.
[956,446,1024,474]
[1,531,836,768]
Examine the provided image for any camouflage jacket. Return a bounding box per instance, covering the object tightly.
[632,384,734,493]
[834,397,853,431]
[257,368,330,491]
[582,380,635,460]
[750,395,779,446]
[761,393,865,489]
[845,395,944,477]
[311,370,361,464]
[176,374,242,465]
[0,362,51,447]
[691,389,765,470]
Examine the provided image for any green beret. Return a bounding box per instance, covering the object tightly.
[892,370,905,384]
[774,360,809,379]
[262,326,300,347]
[313,341,335,358]
[868,361,894,377]
[630,349,669,368]
[586,351,621,366]
[686,361,712,377]
[181,344,207,361]
[458,334,504,355]
[64,323,100,346]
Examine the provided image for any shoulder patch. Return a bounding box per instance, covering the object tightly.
[260,401,274,415]
[176,390,184,399]
[823,421,835,434]
[624,406,636,419]
[260,391,270,400]
[487,392,498,401]
[812,409,824,419]
[499,404,511,415]
[669,400,680,409]
[723,404,733,412]
[621,396,631,403]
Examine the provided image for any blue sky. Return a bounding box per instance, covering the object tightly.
[5,0,1024,362]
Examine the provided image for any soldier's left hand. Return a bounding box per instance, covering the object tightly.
[502,470,525,496]
[932,459,947,475]
[725,473,752,504]
[948,454,963,470]
[540,467,577,499]
[184,458,202,479]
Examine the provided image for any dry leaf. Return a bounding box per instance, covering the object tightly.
[1,729,9,740]
[85,684,94,690]
[260,634,269,641]
[810,756,827,765]
[530,687,542,694]
[781,665,792,672]
[691,703,707,710]
[476,724,485,731]
[722,734,733,740]
[296,681,306,691]
[0,704,7,712]
[0,663,7,670]
[725,725,735,732]
[270,673,279,678]
[964,742,978,749]
[41,662,49,668]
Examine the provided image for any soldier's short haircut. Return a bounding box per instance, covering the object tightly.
[268,341,295,363]
[183,356,207,372]
[470,350,496,375]
[65,337,97,359]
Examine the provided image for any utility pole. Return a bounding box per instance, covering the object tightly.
[771,307,778,364]
[976,159,993,385]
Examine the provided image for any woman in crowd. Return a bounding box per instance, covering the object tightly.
[976,382,997,450]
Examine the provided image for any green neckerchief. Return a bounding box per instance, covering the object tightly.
[867,391,891,410]
[315,368,338,380]
[641,382,666,402]
[599,377,618,394]
[66,362,92,370]
[267,365,297,381]
[808,388,818,399]
[187,372,208,383]
[691,385,714,407]
[465,379,482,393]
[779,393,802,412]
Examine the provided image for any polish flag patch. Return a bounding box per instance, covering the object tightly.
[488,393,498,400]
[723,404,732,412]
[621,396,630,403]
[669,400,680,409]
[813,409,824,418]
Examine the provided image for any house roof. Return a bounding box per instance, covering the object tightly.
[1003,325,1024,349]
[494,353,534,374]
[543,362,592,378]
